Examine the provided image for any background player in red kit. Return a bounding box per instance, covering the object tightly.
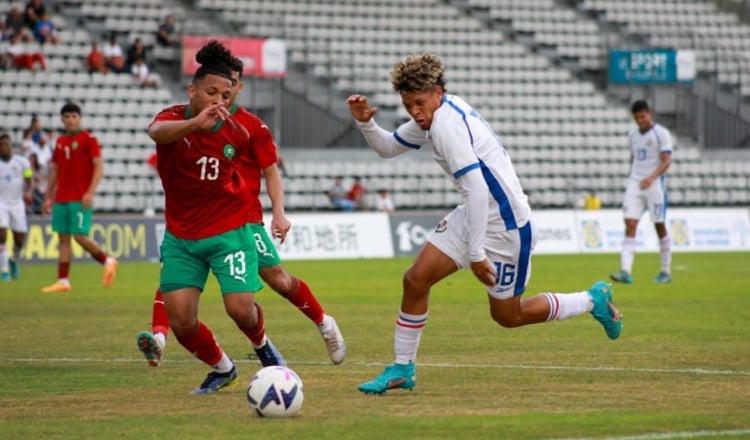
[147,42,283,394]
[41,102,117,293]
[137,43,345,368]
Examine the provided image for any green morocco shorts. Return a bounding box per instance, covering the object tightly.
[252,226,282,269]
[160,223,263,294]
[51,202,92,235]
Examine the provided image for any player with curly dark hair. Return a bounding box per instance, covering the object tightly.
[137,42,345,373]
[146,40,284,394]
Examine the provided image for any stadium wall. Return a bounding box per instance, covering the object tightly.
[15,208,750,263]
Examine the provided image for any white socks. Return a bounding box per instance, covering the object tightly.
[0,244,7,272]
[659,235,671,274]
[621,237,636,273]
[394,311,427,365]
[212,352,234,374]
[153,331,166,349]
[544,292,593,321]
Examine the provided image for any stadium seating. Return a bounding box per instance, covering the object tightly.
[2,0,749,212]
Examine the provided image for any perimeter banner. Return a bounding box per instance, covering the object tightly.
[10,209,750,263]
[182,36,287,77]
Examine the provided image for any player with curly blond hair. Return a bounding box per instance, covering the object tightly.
[347,53,622,395]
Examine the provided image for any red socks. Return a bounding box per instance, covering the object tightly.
[151,289,170,336]
[286,277,325,325]
[174,321,223,366]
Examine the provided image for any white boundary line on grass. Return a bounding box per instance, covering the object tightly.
[2,357,750,376]
[550,429,750,440]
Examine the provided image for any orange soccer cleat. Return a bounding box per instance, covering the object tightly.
[102,257,118,287]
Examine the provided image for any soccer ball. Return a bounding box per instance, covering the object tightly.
[246,366,304,417]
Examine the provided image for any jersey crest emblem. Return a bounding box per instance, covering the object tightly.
[435,219,448,233]
[72,141,79,150]
[223,144,235,159]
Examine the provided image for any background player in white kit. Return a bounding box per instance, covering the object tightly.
[346,53,622,395]
[610,100,673,285]
[0,133,32,281]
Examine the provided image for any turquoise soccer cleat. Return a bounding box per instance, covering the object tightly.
[9,259,18,279]
[358,363,416,395]
[609,269,632,284]
[589,281,622,340]
[653,271,671,284]
[136,331,163,367]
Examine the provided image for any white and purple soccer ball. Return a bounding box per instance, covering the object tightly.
[246,366,304,417]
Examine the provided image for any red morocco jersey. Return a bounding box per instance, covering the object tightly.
[52,130,101,202]
[150,104,256,239]
[231,106,278,222]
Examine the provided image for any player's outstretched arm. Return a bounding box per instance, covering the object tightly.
[149,103,230,144]
[346,94,378,122]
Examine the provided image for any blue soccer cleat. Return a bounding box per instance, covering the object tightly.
[653,271,671,284]
[191,364,239,394]
[589,281,622,340]
[609,269,632,284]
[1,272,9,281]
[252,337,286,367]
[358,363,416,395]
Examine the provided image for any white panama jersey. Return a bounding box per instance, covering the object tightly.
[628,123,673,181]
[0,155,31,204]
[392,94,530,232]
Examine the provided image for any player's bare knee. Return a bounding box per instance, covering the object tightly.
[490,309,523,328]
[226,306,256,327]
[267,273,294,297]
[402,270,431,296]
[170,319,197,338]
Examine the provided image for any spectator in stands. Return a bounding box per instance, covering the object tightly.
[26,115,44,145]
[582,189,601,210]
[610,100,673,285]
[125,37,148,71]
[326,175,355,211]
[346,52,621,395]
[347,175,365,209]
[130,55,159,88]
[40,101,117,293]
[7,31,45,71]
[102,34,125,73]
[23,0,46,31]
[4,7,30,42]
[87,41,108,74]
[32,11,58,45]
[375,188,395,213]
[156,14,176,47]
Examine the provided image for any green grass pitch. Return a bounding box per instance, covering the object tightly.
[1,252,749,439]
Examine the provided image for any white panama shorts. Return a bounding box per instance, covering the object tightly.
[427,205,536,300]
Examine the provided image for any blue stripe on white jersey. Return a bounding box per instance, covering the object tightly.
[454,162,481,178]
[480,160,518,230]
[445,98,474,145]
[393,131,421,150]
[431,94,530,232]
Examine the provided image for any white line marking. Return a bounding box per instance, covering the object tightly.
[1,358,749,376]
[550,429,750,440]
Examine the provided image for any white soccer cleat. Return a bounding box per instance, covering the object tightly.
[318,314,346,364]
